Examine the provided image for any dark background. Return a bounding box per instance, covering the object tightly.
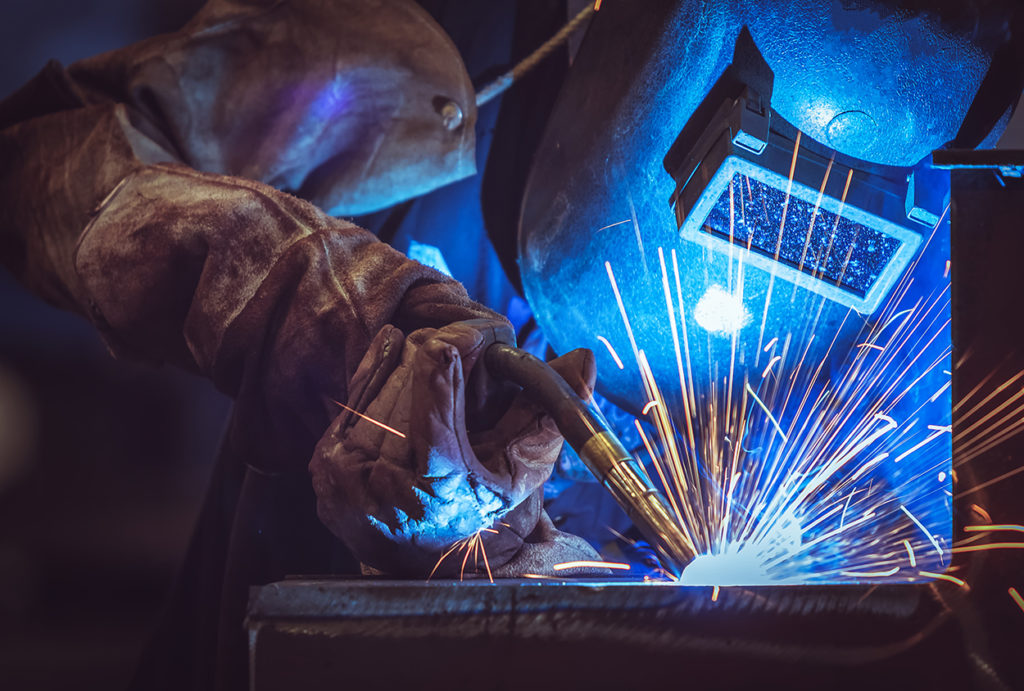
[0,2,223,689]
[1,2,1023,690]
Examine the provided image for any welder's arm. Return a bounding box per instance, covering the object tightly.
[0,74,600,579]
[1,129,600,574]
[72,163,600,575]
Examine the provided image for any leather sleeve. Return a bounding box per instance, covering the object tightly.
[0,0,485,471]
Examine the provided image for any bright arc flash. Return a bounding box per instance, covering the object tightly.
[693,285,750,335]
[679,550,776,586]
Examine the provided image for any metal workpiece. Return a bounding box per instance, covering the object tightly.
[485,344,695,574]
[245,578,972,690]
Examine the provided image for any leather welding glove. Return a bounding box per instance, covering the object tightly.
[310,320,604,577]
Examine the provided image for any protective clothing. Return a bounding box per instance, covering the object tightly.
[0,0,598,688]
[312,319,599,577]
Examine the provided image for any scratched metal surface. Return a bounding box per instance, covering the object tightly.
[245,578,973,691]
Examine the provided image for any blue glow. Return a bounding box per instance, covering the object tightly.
[536,184,952,584]
[307,77,355,125]
[680,550,772,586]
[407,240,453,277]
[693,285,749,334]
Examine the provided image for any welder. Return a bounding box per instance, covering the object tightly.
[3,0,1023,689]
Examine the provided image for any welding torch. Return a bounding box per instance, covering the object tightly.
[485,343,696,577]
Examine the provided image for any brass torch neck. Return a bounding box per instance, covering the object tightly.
[484,344,695,576]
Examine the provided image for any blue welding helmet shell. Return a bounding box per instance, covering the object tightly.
[518,0,1021,417]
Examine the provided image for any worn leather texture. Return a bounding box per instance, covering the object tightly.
[311,320,601,576]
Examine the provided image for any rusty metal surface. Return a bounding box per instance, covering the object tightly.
[246,578,971,690]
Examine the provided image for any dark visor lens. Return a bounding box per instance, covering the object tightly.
[702,174,902,299]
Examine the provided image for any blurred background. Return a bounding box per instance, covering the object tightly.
[0,2,220,689]
[0,2,1023,690]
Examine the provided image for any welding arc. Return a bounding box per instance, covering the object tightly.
[485,343,696,576]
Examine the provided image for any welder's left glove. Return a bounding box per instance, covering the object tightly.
[310,320,603,577]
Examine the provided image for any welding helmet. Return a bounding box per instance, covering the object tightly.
[519,0,1021,417]
[515,0,1022,589]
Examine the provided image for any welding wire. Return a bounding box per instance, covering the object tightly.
[476,3,596,107]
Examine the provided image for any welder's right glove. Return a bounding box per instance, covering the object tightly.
[310,319,605,577]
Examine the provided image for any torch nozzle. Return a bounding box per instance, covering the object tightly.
[485,343,695,576]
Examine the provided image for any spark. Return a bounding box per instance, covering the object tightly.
[755,132,803,361]
[893,428,946,463]
[479,535,494,581]
[597,335,625,369]
[964,524,1024,534]
[552,560,631,571]
[711,585,720,601]
[900,505,944,563]
[929,379,951,403]
[642,401,659,415]
[330,400,406,438]
[952,542,1024,554]
[773,130,802,264]
[840,567,900,578]
[605,261,641,364]
[428,529,496,583]
[596,219,629,233]
[955,464,1024,500]
[856,343,885,352]
[876,414,898,428]
[971,505,993,523]
[1010,588,1024,613]
[762,355,781,379]
[628,194,647,272]
[902,539,917,567]
[795,154,835,276]
[919,571,967,587]
[745,381,787,442]
[594,0,602,10]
